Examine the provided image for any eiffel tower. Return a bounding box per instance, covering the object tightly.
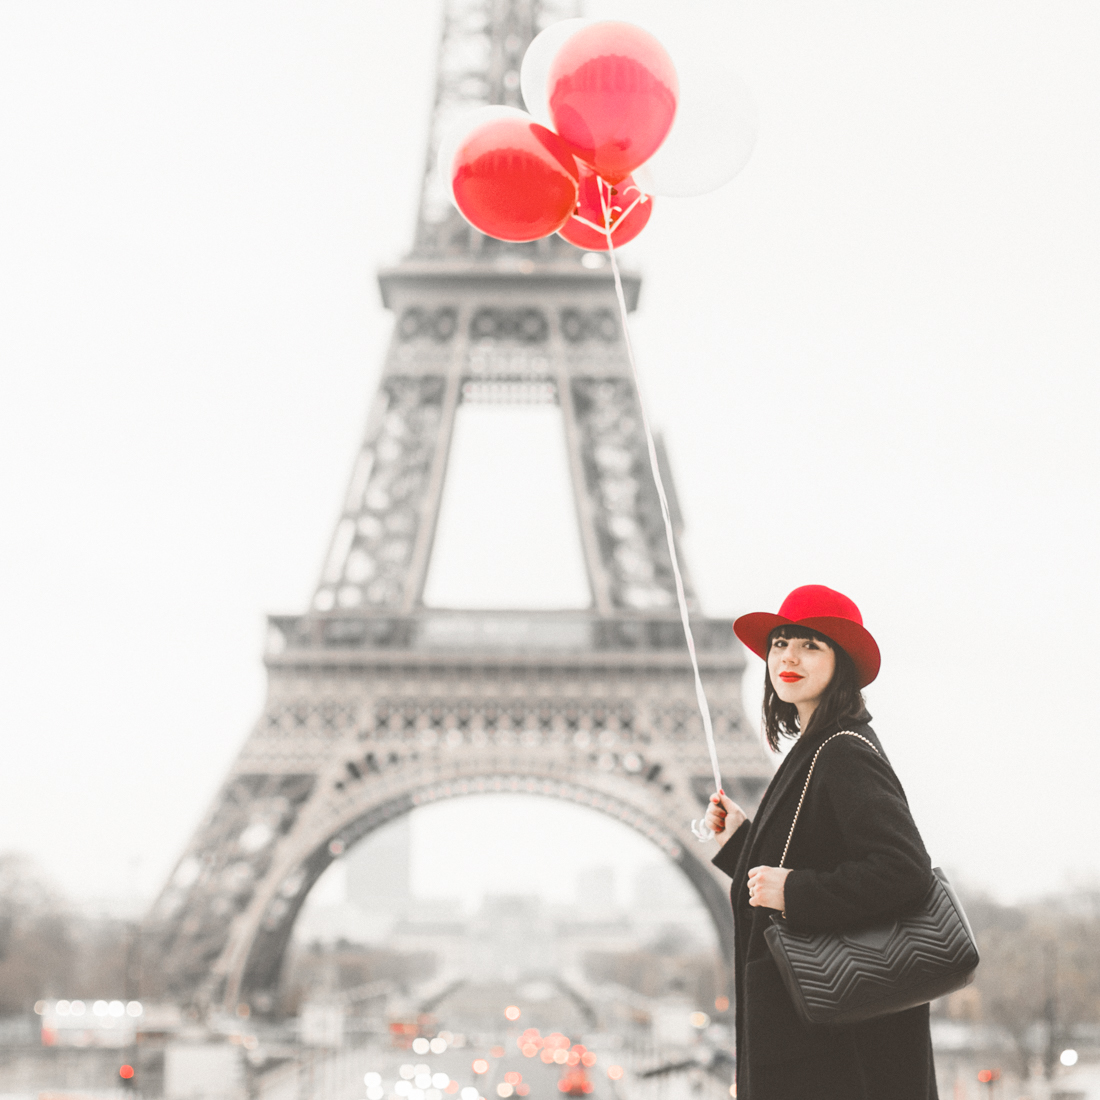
[147,0,772,1014]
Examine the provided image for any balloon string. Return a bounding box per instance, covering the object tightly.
[571,213,612,234]
[571,191,648,238]
[597,178,722,842]
[612,187,647,225]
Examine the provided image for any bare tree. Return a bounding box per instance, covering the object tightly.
[0,854,77,1013]
[965,886,1100,1078]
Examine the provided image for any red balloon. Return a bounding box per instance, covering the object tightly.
[452,118,579,242]
[558,164,652,251]
[548,22,678,185]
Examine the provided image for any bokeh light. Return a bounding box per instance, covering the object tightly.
[472,1060,489,1075]
[504,1005,521,1021]
[1061,1050,1078,1067]
[607,1067,624,1081]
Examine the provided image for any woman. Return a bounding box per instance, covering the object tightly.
[706,585,938,1100]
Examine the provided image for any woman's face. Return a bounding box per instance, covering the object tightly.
[768,633,836,710]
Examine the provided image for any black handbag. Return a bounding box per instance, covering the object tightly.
[763,731,980,1027]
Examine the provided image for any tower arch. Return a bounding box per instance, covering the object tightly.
[230,777,736,1012]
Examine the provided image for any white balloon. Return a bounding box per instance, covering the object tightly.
[634,67,757,197]
[520,18,593,128]
[435,105,534,210]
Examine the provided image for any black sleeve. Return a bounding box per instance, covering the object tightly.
[782,738,933,933]
[711,818,751,878]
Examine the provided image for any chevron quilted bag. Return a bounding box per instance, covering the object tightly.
[763,732,980,1027]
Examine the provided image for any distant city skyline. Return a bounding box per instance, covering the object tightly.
[303,796,708,916]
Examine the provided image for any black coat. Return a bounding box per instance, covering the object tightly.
[712,722,939,1100]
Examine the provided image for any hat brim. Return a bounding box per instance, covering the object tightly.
[733,612,881,689]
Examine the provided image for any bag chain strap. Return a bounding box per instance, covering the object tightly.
[777,731,881,870]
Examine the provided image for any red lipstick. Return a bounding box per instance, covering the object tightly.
[778,672,803,683]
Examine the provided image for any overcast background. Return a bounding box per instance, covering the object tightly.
[1,2,1098,914]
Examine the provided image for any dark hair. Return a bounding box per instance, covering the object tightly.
[761,625,871,752]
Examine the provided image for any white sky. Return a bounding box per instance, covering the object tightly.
[422,403,590,608]
[1,2,1098,910]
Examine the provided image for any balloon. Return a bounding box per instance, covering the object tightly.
[520,18,592,128]
[558,164,653,251]
[633,69,757,197]
[452,118,579,242]
[436,105,533,208]
[548,21,679,185]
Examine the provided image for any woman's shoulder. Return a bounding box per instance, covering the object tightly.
[813,723,893,774]
[811,723,914,807]
[814,720,879,750]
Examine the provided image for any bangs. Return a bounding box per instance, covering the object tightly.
[768,624,834,647]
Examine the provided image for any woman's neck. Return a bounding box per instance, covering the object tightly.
[797,701,820,736]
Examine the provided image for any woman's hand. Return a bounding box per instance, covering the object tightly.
[747,865,791,911]
[705,791,747,846]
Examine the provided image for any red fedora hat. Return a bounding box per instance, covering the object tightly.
[733,584,881,688]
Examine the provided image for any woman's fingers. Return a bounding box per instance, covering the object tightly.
[746,865,790,910]
[719,793,741,817]
[706,792,749,844]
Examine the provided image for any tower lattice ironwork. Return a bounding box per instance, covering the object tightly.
[146,0,772,1013]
